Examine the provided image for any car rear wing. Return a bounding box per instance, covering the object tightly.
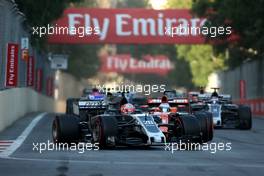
[198,93,211,101]
[148,98,189,107]
[71,99,108,116]
[78,100,107,109]
[218,94,232,103]
[219,94,232,100]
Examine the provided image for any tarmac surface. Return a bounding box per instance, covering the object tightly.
[0,112,263,176]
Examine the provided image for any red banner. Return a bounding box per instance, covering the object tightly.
[46,77,54,97]
[5,43,19,87]
[48,8,207,44]
[36,69,43,92]
[100,54,173,76]
[239,80,246,99]
[27,56,35,86]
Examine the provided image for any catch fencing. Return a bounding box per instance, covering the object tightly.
[218,58,264,116]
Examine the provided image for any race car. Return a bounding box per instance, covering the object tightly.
[191,88,252,130]
[52,94,166,148]
[66,88,107,119]
[126,92,149,112]
[148,95,214,143]
[188,91,200,103]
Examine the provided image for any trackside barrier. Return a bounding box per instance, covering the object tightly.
[0,0,55,132]
[218,58,263,101]
[217,56,263,117]
[0,0,55,93]
[0,88,55,132]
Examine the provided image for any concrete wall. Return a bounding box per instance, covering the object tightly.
[0,88,55,132]
[55,71,84,100]
[54,71,85,113]
[217,58,264,100]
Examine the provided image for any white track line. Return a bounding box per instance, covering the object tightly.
[2,156,264,168]
[0,113,47,158]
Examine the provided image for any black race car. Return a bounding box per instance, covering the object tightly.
[52,94,166,148]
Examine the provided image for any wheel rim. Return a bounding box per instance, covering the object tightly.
[93,120,102,142]
[52,121,58,142]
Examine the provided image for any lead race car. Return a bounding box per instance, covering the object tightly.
[52,89,166,148]
[191,88,252,129]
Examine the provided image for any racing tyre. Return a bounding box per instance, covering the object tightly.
[238,106,252,130]
[206,112,213,141]
[52,115,80,143]
[194,112,213,143]
[179,115,201,139]
[66,98,79,115]
[93,116,118,149]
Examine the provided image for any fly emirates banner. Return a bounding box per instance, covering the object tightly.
[48,8,207,44]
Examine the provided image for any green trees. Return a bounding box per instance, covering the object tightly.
[166,0,225,87]
[192,0,264,68]
[116,0,150,8]
[15,0,83,47]
[15,0,81,27]
[15,0,101,79]
[166,0,192,9]
[16,0,257,87]
[177,45,225,86]
[167,0,264,86]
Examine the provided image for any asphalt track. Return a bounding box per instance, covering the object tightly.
[0,112,264,176]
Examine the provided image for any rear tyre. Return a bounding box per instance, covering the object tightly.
[52,115,80,143]
[92,116,118,149]
[179,115,201,139]
[194,112,213,143]
[238,106,252,130]
[206,112,213,141]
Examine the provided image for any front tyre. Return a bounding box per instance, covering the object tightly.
[238,106,252,130]
[195,112,214,143]
[92,116,118,149]
[52,115,80,143]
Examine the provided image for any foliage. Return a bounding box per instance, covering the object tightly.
[166,0,193,9]
[192,0,264,68]
[15,0,83,47]
[166,0,226,87]
[15,0,102,79]
[116,0,150,8]
[177,45,225,86]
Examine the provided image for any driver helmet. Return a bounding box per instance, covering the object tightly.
[192,95,198,102]
[92,88,100,95]
[121,103,136,114]
[159,103,170,112]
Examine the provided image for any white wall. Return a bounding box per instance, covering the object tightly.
[0,88,55,132]
[54,71,84,113]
